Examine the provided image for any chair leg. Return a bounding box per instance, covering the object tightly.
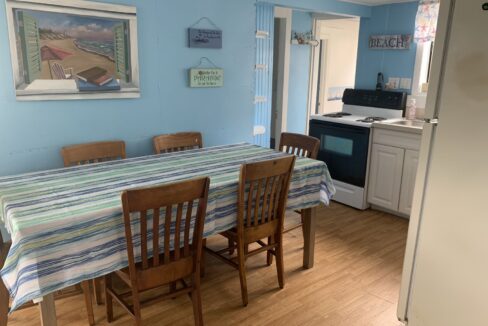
[275,234,285,289]
[104,275,113,323]
[201,239,207,278]
[81,281,95,326]
[266,236,274,266]
[93,277,103,305]
[228,238,235,255]
[132,288,142,326]
[237,241,248,307]
[191,273,204,326]
[0,278,9,326]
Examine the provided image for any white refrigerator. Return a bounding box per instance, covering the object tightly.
[397,0,488,325]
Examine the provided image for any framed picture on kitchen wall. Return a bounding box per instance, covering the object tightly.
[5,0,140,101]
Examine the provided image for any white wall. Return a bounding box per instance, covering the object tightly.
[318,18,360,114]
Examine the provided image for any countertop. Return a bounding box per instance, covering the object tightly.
[373,119,424,135]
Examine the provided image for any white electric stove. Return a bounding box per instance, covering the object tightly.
[309,89,407,210]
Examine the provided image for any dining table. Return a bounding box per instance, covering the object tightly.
[0,143,335,325]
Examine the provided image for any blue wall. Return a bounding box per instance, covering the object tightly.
[287,11,313,134]
[355,1,418,92]
[0,0,370,176]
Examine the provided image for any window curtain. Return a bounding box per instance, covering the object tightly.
[414,0,440,43]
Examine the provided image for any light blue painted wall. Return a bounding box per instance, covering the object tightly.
[0,0,371,176]
[287,11,313,134]
[355,1,418,92]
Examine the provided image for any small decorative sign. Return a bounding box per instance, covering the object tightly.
[189,68,224,88]
[189,28,222,49]
[369,34,412,50]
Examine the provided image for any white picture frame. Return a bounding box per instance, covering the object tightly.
[5,0,140,101]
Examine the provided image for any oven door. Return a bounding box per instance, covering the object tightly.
[309,119,370,187]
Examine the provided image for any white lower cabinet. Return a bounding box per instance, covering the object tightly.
[368,127,422,217]
[368,144,405,211]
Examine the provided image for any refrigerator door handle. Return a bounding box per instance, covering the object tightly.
[423,118,439,124]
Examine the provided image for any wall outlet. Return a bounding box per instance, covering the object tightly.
[388,77,400,89]
[400,78,412,90]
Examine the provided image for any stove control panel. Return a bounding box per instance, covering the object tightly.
[342,89,407,111]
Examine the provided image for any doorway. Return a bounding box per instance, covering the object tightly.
[270,7,291,149]
[309,16,360,117]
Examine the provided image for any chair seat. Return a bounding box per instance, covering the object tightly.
[221,219,280,245]
[115,253,194,292]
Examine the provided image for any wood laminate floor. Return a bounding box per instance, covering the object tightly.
[7,202,409,326]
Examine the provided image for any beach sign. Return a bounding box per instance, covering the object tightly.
[189,68,224,88]
[188,28,222,49]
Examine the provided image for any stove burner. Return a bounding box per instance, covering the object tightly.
[323,112,352,118]
[356,117,387,123]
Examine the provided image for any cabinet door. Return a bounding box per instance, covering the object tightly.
[368,144,405,211]
[398,150,420,216]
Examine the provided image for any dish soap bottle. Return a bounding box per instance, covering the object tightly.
[376,73,384,91]
[406,98,417,120]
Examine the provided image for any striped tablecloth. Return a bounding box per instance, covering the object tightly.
[0,143,335,311]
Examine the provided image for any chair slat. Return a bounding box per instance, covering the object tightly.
[184,201,193,257]
[174,203,183,260]
[140,210,148,269]
[164,205,172,264]
[153,208,160,266]
[261,177,271,224]
[246,182,254,227]
[253,179,262,227]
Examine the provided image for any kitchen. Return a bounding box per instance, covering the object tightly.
[1,0,486,325]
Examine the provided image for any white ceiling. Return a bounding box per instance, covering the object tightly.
[340,0,417,6]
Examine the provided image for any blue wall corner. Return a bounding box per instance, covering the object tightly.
[355,1,418,93]
[287,10,312,134]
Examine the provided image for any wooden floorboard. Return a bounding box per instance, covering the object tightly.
[7,202,408,326]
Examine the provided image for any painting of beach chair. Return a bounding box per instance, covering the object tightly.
[50,63,74,80]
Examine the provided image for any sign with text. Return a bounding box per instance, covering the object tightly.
[188,28,222,49]
[189,68,224,88]
[369,34,412,50]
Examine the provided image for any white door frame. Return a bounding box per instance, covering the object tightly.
[307,17,322,131]
[272,7,292,148]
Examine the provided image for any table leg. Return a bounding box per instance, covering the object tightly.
[0,278,8,326]
[302,207,317,269]
[38,294,57,326]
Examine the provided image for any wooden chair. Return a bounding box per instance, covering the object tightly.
[153,132,202,154]
[279,132,320,159]
[105,177,210,326]
[61,141,126,167]
[279,132,320,239]
[205,156,296,306]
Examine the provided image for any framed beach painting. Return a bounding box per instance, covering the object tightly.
[5,0,140,101]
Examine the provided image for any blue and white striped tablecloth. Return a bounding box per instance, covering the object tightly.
[0,143,335,311]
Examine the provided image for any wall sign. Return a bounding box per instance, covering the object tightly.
[369,34,412,50]
[189,68,224,88]
[189,28,222,49]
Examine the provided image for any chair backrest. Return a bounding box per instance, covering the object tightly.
[237,156,295,234]
[61,141,126,167]
[153,132,203,154]
[51,63,67,80]
[121,177,210,286]
[279,132,320,159]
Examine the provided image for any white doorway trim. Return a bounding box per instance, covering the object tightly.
[271,7,292,148]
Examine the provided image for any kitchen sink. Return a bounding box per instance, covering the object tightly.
[388,120,424,128]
